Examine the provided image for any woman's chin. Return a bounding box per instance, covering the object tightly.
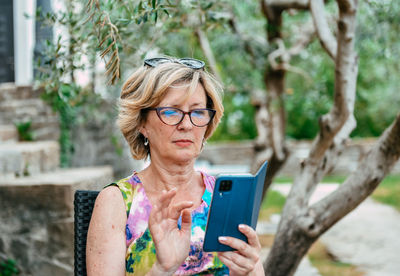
[171,150,199,163]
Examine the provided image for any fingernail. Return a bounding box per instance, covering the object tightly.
[218,236,227,242]
[239,224,246,229]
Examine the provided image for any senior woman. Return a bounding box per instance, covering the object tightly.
[86,57,264,275]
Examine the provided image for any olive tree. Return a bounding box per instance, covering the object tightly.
[244,0,400,274]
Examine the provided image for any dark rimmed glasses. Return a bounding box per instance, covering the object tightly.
[144,57,205,70]
[146,107,216,127]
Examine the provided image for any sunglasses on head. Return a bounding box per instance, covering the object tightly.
[144,57,205,70]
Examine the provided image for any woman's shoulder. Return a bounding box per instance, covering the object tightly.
[199,170,216,191]
[103,172,144,215]
[94,186,126,221]
[107,172,142,193]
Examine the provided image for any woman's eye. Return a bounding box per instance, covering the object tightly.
[162,109,179,117]
[192,110,206,117]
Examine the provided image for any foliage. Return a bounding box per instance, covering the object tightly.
[35,1,172,166]
[85,0,175,84]
[14,121,34,141]
[152,0,263,141]
[36,0,400,166]
[0,259,19,276]
[35,2,90,166]
[353,0,400,137]
[283,1,400,139]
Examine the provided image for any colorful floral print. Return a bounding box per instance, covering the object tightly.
[112,172,229,275]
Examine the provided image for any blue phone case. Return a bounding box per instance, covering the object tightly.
[203,161,268,252]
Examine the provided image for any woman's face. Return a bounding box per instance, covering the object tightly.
[140,83,208,164]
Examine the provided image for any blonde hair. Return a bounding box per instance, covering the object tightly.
[118,60,224,160]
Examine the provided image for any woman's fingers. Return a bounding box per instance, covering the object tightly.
[218,236,257,262]
[151,189,193,227]
[217,225,261,264]
[218,252,252,275]
[217,226,263,275]
[218,251,253,271]
[238,224,261,250]
[169,201,194,220]
[180,209,192,232]
[159,189,177,208]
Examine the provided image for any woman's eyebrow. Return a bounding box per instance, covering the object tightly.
[190,102,205,108]
[162,102,206,108]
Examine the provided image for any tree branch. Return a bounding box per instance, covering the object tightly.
[227,13,264,69]
[267,20,315,82]
[299,113,400,236]
[195,27,222,83]
[310,0,337,60]
[264,0,310,10]
[287,0,359,210]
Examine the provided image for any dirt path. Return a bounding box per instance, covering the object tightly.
[271,184,400,276]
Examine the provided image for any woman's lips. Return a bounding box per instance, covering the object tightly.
[173,139,193,147]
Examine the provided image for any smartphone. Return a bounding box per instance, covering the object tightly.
[203,161,268,252]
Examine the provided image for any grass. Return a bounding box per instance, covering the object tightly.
[258,190,286,221]
[371,174,400,210]
[308,241,365,276]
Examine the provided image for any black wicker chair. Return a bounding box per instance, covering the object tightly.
[74,190,100,276]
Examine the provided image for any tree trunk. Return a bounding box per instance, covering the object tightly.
[256,3,289,201]
[264,1,366,274]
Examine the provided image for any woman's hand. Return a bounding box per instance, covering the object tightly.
[217,224,264,276]
[147,189,194,275]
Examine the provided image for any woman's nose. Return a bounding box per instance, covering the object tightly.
[178,113,193,129]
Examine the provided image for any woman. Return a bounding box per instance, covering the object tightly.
[86,57,264,275]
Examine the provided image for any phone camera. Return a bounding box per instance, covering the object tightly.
[219,180,232,192]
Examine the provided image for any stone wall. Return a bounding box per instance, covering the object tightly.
[0,83,142,178]
[0,167,113,276]
[0,83,59,141]
[199,139,400,175]
[69,103,144,179]
[0,84,115,275]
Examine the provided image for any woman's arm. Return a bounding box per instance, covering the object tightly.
[86,186,127,276]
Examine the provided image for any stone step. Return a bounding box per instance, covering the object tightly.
[0,124,18,142]
[0,98,60,141]
[0,84,60,141]
[0,98,56,121]
[0,83,42,102]
[0,141,60,178]
[0,166,113,276]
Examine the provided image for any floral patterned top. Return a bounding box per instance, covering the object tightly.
[111,171,229,275]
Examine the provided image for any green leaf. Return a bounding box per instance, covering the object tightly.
[163,8,170,16]
[153,10,158,22]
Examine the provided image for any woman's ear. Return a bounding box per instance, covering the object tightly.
[139,124,148,138]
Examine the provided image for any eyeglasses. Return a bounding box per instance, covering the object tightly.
[144,57,205,70]
[146,107,216,127]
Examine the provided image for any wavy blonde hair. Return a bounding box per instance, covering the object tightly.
[117,60,224,160]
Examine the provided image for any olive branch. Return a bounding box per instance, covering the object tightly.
[86,0,121,84]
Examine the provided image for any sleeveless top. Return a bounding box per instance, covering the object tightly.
[111,171,229,275]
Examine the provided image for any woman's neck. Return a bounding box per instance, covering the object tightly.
[139,158,198,193]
